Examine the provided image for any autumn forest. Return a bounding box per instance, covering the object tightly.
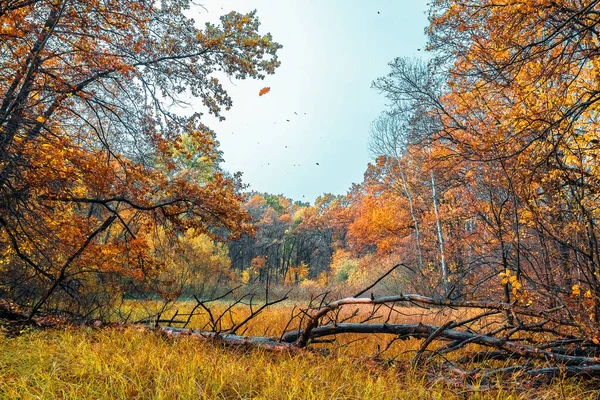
[3,1,600,398]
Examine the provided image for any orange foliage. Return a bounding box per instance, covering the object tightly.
[0,1,281,316]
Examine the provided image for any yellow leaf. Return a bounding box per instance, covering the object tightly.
[36,116,46,123]
[499,269,510,284]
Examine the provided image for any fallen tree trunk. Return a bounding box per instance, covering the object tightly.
[159,326,301,352]
[151,289,599,368]
[282,322,598,365]
[145,270,600,381]
[154,320,600,378]
[292,293,579,348]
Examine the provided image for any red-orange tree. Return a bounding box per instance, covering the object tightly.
[0,0,281,317]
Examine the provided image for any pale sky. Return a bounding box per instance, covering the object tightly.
[193,1,429,202]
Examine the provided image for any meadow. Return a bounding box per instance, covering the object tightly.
[1,301,598,400]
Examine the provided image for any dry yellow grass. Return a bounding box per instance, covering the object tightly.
[0,302,598,399]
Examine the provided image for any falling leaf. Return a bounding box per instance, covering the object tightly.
[259,87,271,96]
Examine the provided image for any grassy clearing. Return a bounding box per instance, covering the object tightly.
[0,303,598,399]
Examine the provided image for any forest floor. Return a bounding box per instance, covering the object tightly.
[1,301,599,399]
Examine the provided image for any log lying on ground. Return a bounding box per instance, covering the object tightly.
[293,293,579,348]
[154,291,599,366]
[147,279,600,380]
[282,322,598,365]
[155,320,600,378]
[158,326,301,352]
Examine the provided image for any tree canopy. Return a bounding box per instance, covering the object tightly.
[0,0,281,317]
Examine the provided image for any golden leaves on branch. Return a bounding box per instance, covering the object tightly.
[0,1,281,314]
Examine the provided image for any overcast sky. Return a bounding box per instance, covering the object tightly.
[193,1,429,202]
